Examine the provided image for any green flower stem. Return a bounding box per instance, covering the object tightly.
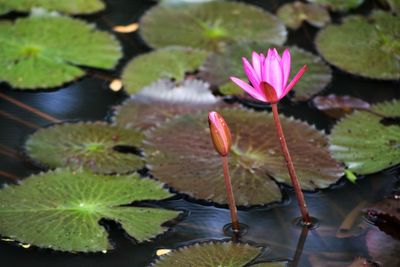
[221,155,240,234]
[271,103,311,225]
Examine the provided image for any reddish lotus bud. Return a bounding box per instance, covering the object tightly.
[208,111,232,157]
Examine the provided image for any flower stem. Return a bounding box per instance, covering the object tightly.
[221,155,240,234]
[271,103,311,224]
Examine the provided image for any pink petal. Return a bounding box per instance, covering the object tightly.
[230,76,267,102]
[281,48,291,87]
[283,64,307,97]
[273,48,281,62]
[252,52,262,79]
[242,57,260,88]
[266,52,284,97]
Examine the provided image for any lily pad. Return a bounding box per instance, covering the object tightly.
[379,0,400,14]
[312,95,370,118]
[0,169,180,252]
[113,79,227,131]
[144,109,343,206]
[200,43,331,101]
[277,2,330,30]
[306,0,364,11]
[329,100,400,175]
[315,11,400,80]
[139,1,286,51]
[0,0,105,15]
[25,122,144,174]
[0,14,122,89]
[151,242,285,267]
[158,0,220,6]
[121,47,209,94]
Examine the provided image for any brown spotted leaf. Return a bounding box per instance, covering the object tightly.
[144,109,343,206]
[313,95,370,118]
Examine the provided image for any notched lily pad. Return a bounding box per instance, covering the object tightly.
[0,169,180,252]
[307,0,365,11]
[144,109,343,206]
[277,1,330,30]
[0,0,105,15]
[25,122,144,174]
[121,46,209,94]
[113,79,227,131]
[316,11,400,80]
[312,95,370,118]
[200,43,331,101]
[139,1,286,51]
[151,241,286,267]
[0,14,122,89]
[330,99,400,175]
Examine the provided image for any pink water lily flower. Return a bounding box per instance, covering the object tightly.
[230,48,307,103]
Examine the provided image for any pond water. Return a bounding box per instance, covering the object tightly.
[0,0,399,266]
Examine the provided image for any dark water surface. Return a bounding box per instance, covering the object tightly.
[0,0,399,266]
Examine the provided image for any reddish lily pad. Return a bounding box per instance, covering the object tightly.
[25,122,144,174]
[139,1,286,51]
[366,229,400,267]
[200,43,331,102]
[121,46,209,94]
[277,2,330,30]
[329,99,400,175]
[315,11,400,80]
[365,196,400,239]
[312,95,370,118]
[113,79,227,131]
[144,109,343,206]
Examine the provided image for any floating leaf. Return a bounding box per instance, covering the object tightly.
[151,242,264,267]
[315,11,400,80]
[0,169,180,252]
[139,1,286,51]
[277,2,330,30]
[0,0,105,15]
[312,95,370,118]
[366,229,400,267]
[0,14,122,89]
[121,46,209,94]
[25,122,144,174]
[329,100,400,175]
[200,43,331,101]
[306,0,364,11]
[113,79,227,131]
[144,109,343,206]
[158,0,220,6]
[365,196,400,239]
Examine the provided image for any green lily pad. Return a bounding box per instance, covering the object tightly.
[158,0,220,6]
[0,14,122,89]
[200,43,331,101]
[0,169,180,252]
[0,0,105,15]
[144,109,343,206]
[330,100,400,175]
[152,242,286,267]
[277,2,330,30]
[113,79,227,131]
[121,46,209,94]
[25,122,144,174]
[139,1,286,51]
[315,11,400,80]
[306,0,364,11]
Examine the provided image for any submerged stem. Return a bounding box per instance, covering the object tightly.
[271,103,311,224]
[221,156,240,234]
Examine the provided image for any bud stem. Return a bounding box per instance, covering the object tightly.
[271,103,311,225]
[221,155,240,234]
